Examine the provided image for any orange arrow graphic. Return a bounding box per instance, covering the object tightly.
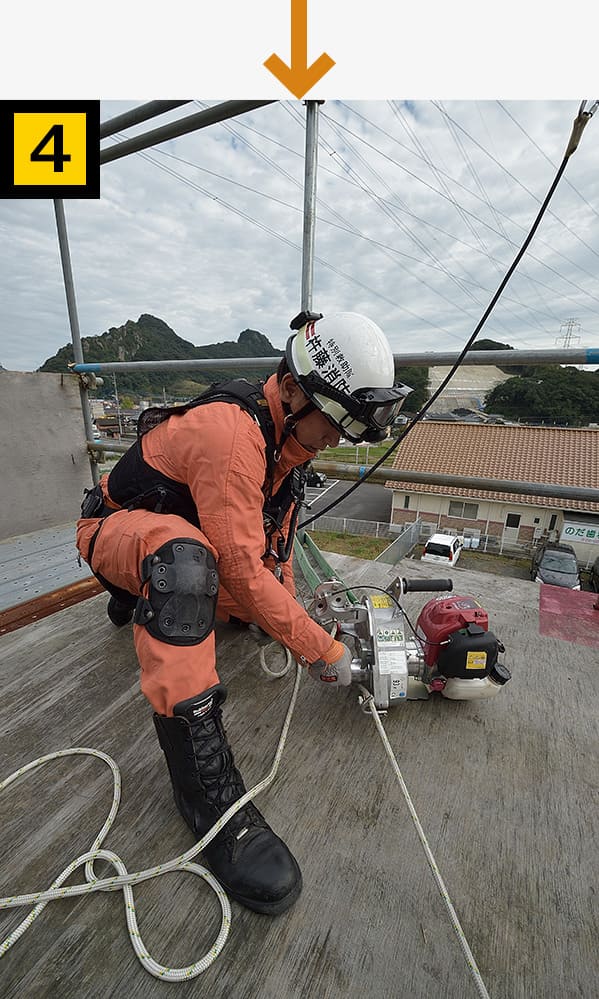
[264,0,335,99]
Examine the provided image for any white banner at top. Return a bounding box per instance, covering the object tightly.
[0,0,597,99]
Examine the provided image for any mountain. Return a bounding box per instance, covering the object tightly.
[38,314,283,398]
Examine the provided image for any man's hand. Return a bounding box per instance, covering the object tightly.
[308,639,353,688]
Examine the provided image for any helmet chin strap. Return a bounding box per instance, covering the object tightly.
[275,401,317,461]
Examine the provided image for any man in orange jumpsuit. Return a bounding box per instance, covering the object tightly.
[76,311,409,916]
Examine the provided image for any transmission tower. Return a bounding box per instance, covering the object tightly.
[555,318,582,348]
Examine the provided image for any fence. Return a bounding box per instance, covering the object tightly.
[306,516,423,565]
[308,514,538,562]
[374,521,422,564]
[306,516,398,538]
[409,520,535,558]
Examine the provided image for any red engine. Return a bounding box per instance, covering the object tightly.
[415,595,498,679]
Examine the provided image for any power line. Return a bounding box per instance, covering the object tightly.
[186,104,525,339]
[432,100,599,263]
[104,104,599,354]
[496,101,599,222]
[324,104,599,312]
[336,102,599,292]
[149,144,570,327]
[119,140,465,343]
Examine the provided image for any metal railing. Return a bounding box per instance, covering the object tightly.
[88,437,599,507]
[297,515,396,538]
[375,521,423,564]
[72,345,599,377]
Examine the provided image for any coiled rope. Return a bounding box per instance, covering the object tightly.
[1,661,490,993]
[247,623,295,678]
[0,662,303,981]
[258,641,294,678]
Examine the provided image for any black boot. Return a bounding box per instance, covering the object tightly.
[153,684,302,915]
[107,595,134,627]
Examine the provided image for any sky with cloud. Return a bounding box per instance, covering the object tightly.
[1,99,598,372]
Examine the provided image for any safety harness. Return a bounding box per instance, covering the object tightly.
[87,379,307,573]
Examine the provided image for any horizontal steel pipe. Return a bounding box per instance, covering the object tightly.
[74,356,281,374]
[72,346,599,374]
[100,101,192,139]
[392,347,599,367]
[87,442,599,503]
[310,461,599,504]
[87,439,130,454]
[100,100,276,164]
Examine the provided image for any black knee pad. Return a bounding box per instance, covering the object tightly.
[134,539,219,646]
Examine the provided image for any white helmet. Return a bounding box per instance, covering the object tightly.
[286,312,411,443]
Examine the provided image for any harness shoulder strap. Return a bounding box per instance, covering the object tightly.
[137,379,278,490]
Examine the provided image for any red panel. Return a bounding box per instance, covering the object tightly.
[538,585,599,649]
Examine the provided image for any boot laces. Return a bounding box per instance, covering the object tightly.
[188,714,266,837]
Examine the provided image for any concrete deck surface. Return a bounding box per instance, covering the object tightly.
[1,554,598,999]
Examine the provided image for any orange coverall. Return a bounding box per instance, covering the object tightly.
[76,375,335,716]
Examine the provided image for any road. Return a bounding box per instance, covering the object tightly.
[302,479,392,525]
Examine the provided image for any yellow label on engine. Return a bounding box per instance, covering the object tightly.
[466,651,487,670]
[371,595,393,608]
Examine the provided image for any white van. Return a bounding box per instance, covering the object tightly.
[421,533,464,566]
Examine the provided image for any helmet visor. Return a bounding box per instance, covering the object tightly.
[297,372,411,435]
[352,388,410,430]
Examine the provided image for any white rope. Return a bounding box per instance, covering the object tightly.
[246,624,294,678]
[1,657,491,992]
[258,641,294,678]
[358,686,491,999]
[0,662,303,981]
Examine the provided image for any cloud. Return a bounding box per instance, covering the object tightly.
[1,99,598,371]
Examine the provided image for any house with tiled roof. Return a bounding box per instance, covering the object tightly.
[386,422,599,564]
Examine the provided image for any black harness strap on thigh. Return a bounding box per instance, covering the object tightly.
[133,539,219,646]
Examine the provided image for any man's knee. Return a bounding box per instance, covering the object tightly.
[134,538,219,646]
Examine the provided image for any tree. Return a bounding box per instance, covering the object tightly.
[485,365,599,425]
[395,365,428,412]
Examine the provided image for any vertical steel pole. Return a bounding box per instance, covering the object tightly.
[301,101,322,311]
[53,199,99,485]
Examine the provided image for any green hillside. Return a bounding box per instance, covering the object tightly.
[486,364,599,426]
[39,314,283,398]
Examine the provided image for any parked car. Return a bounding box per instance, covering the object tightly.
[589,555,599,592]
[530,542,581,589]
[421,533,464,566]
[306,468,327,488]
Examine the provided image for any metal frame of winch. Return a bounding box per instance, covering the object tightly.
[294,530,511,711]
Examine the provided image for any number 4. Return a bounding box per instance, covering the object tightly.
[30,124,71,173]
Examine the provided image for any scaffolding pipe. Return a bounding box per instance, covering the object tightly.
[392,348,599,367]
[100,100,276,164]
[301,102,321,311]
[87,441,599,504]
[53,200,99,485]
[310,461,599,504]
[100,101,192,139]
[74,357,281,374]
[71,346,599,375]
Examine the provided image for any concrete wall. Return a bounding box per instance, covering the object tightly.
[0,371,92,541]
